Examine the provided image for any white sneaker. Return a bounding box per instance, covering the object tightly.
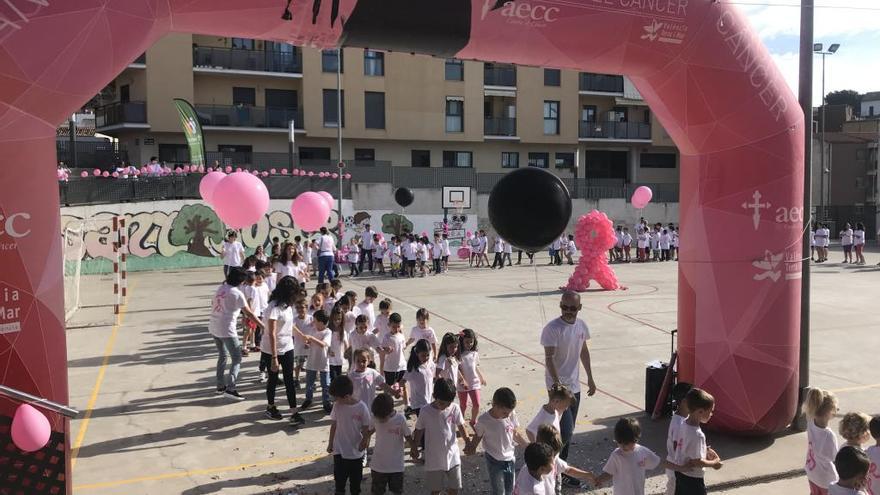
[259,372,268,383]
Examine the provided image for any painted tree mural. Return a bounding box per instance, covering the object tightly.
[381,213,413,238]
[169,204,224,256]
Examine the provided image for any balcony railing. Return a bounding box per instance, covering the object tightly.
[192,46,302,74]
[484,117,517,136]
[95,101,147,128]
[132,53,146,65]
[484,65,516,87]
[194,105,303,129]
[579,73,624,93]
[579,120,651,140]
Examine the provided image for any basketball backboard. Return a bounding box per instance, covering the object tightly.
[442,186,471,209]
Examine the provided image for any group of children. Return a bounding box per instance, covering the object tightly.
[811,222,870,266]
[803,387,880,495]
[609,221,680,264]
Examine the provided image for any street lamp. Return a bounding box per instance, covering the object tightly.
[813,42,840,218]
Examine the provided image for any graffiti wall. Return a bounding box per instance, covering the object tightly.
[60,200,477,273]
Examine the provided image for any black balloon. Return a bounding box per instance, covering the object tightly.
[394,187,414,208]
[488,168,572,252]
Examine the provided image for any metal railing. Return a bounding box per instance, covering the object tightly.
[56,141,129,170]
[484,65,516,87]
[579,73,624,93]
[195,105,303,129]
[484,117,517,136]
[579,120,651,140]
[95,101,147,128]
[192,46,302,74]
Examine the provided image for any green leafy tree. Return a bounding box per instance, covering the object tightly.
[169,204,224,257]
[825,90,861,115]
[381,213,413,238]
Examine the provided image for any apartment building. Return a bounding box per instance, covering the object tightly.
[95,34,679,185]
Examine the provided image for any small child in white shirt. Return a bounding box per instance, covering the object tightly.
[593,417,674,495]
[466,387,529,494]
[665,383,693,495]
[411,378,471,495]
[514,443,556,495]
[803,388,840,494]
[363,393,413,495]
[526,384,573,442]
[866,417,880,495]
[327,375,372,495]
[348,239,361,277]
[829,446,870,495]
[672,389,723,494]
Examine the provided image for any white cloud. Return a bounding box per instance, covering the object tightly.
[738,0,880,40]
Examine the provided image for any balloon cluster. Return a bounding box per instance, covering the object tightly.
[562,210,621,292]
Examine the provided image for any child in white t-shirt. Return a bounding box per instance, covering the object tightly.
[803,387,840,494]
[514,442,556,494]
[458,328,485,427]
[349,349,397,409]
[622,228,633,262]
[839,412,872,450]
[866,417,880,495]
[418,237,430,277]
[672,389,723,493]
[565,235,577,265]
[327,375,372,495]
[534,424,596,492]
[378,312,408,406]
[526,384,573,442]
[400,339,436,419]
[412,378,471,495]
[829,446,870,495]
[665,383,693,495]
[593,418,670,495]
[363,393,413,495]
[373,237,386,275]
[375,299,392,371]
[466,387,529,495]
[436,332,462,389]
[348,238,361,277]
[289,299,313,388]
[406,308,438,358]
[351,315,381,368]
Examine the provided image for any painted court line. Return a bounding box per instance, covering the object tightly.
[70,281,132,468]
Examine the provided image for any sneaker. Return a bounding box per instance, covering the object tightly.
[266,405,283,420]
[322,401,333,414]
[241,349,249,357]
[561,474,582,488]
[300,399,312,410]
[259,372,268,383]
[290,412,305,426]
[224,389,246,401]
[215,386,227,395]
[293,379,300,390]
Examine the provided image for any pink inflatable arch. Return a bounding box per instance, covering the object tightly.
[0,0,803,486]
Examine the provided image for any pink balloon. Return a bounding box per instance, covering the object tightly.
[235,167,242,173]
[281,169,289,175]
[111,171,119,178]
[291,191,331,231]
[213,172,270,229]
[224,166,233,173]
[11,404,51,452]
[92,169,100,176]
[631,186,653,209]
[199,171,226,205]
[101,171,110,178]
[307,171,315,177]
[198,165,205,173]
[80,171,88,178]
[269,168,277,175]
[207,167,214,173]
[331,173,339,179]
[182,165,191,173]
[261,171,269,177]
[318,191,334,210]
[343,173,352,180]
[174,167,183,174]
[251,170,260,176]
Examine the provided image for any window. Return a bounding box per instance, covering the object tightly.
[233,87,256,106]
[364,50,384,76]
[610,106,628,122]
[643,109,651,124]
[322,89,345,127]
[543,101,559,135]
[555,152,575,169]
[445,59,464,81]
[544,69,561,87]
[299,147,331,160]
[218,144,252,164]
[354,148,375,161]
[528,152,549,168]
[442,151,473,168]
[411,150,431,167]
[870,105,875,117]
[640,153,677,168]
[364,92,386,129]
[119,84,130,103]
[446,98,464,132]
[501,152,519,169]
[322,49,343,73]
[231,38,254,50]
[158,144,189,163]
[581,105,597,122]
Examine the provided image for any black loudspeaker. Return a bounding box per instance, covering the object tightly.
[645,363,670,415]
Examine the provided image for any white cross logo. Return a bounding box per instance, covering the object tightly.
[752,250,783,282]
[741,190,771,231]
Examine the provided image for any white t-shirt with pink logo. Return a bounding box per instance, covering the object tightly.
[330,400,371,460]
[209,283,248,339]
[370,412,412,474]
[475,410,520,462]
[864,445,880,495]
[415,402,465,471]
[805,420,839,489]
[602,444,661,495]
[349,368,386,408]
[540,317,590,394]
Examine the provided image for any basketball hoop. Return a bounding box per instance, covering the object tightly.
[451,200,467,223]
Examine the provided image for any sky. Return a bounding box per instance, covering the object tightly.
[736,0,880,104]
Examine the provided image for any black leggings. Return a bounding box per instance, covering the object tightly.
[433,258,441,273]
[334,455,364,495]
[330,364,343,382]
[264,350,297,409]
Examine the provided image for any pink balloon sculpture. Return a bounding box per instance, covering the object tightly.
[11,404,51,452]
[318,191,334,210]
[291,191,330,231]
[80,171,88,178]
[562,210,621,292]
[631,186,653,209]
[199,171,226,205]
[212,172,270,229]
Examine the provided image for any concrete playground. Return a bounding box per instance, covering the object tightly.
[66,250,880,494]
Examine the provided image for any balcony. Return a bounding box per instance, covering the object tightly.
[579,120,651,141]
[195,105,304,130]
[95,101,148,130]
[128,53,146,67]
[484,64,516,87]
[579,73,624,94]
[192,46,302,76]
[484,117,517,137]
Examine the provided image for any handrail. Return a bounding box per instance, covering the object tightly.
[0,385,80,418]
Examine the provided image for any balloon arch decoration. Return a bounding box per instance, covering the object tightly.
[0,0,803,488]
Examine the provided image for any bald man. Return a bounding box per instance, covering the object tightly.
[540,291,596,472]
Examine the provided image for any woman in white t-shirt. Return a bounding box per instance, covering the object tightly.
[220,230,245,277]
[316,227,337,284]
[840,223,854,264]
[815,223,829,263]
[853,222,866,265]
[260,276,309,424]
[810,224,817,262]
[273,243,299,280]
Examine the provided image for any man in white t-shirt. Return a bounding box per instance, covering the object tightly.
[316,226,336,284]
[540,290,596,474]
[360,223,376,274]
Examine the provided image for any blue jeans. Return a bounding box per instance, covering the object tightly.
[485,454,514,495]
[213,336,241,391]
[559,391,581,460]
[305,369,330,404]
[318,255,335,284]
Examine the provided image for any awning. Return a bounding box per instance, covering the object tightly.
[484,88,516,98]
[614,97,647,107]
[446,95,465,102]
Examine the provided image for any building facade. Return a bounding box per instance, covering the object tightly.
[94,34,679,186]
